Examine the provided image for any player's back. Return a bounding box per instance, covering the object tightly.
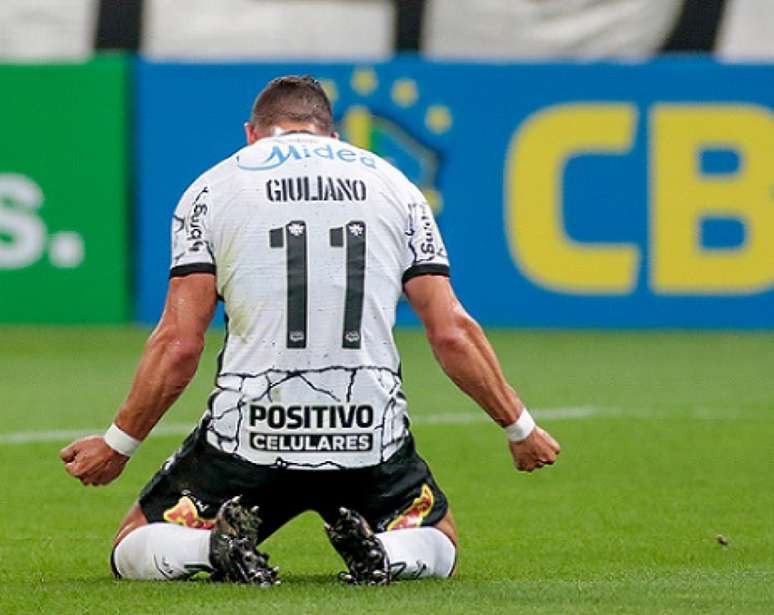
[170,133,449,469]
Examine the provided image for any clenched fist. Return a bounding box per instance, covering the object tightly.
[509,427,560,472]
[59,436,128,486]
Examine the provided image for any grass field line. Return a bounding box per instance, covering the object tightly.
[0,406,597,445]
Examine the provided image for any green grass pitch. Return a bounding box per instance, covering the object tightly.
[1,327,772,614]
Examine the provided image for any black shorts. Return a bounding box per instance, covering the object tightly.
[138,427,449,543]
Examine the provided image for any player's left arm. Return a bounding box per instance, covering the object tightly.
[59,273,217,486]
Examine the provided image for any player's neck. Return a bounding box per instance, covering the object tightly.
[270,123,324,137]
[245,121,336,145]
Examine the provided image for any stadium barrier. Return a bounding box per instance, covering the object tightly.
[2,55,773,326]
[0,55,131,323]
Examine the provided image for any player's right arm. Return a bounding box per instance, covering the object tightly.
[60,179,219,486]
[404,275,560,472]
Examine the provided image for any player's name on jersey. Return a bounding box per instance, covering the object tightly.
[248,403,375,430]
[265,176,367,203]
[248,432,373,453]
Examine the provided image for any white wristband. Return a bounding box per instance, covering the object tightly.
[504,408,536,443]
[103,423,141,457]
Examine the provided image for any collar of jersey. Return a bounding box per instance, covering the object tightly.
[277,130,315,137]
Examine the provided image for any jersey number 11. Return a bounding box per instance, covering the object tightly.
[269,220,366,350]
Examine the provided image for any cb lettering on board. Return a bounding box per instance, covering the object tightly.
[506,103,774,295]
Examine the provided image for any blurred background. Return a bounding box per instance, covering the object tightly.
[3,0,774,61]
[0,0,772,326]
[1,5,773,611]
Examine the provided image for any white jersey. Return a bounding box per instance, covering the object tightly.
[170,133,449,470]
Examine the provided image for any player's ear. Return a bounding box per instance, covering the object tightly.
[330,131,340,140]
[244,122,259,145]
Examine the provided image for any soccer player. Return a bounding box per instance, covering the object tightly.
[59,76,560,585]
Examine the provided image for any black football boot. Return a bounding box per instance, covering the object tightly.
[325,507,391,585]
[209,496,279,586]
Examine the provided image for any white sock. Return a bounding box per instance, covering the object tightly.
[375,527,456,580]
[113,523,213,581]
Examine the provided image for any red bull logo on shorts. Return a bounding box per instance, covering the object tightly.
[386,484,434,531]
[163,495,216,530]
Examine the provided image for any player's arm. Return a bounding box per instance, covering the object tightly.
[404,274,560,472]
[59,273,217,486]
